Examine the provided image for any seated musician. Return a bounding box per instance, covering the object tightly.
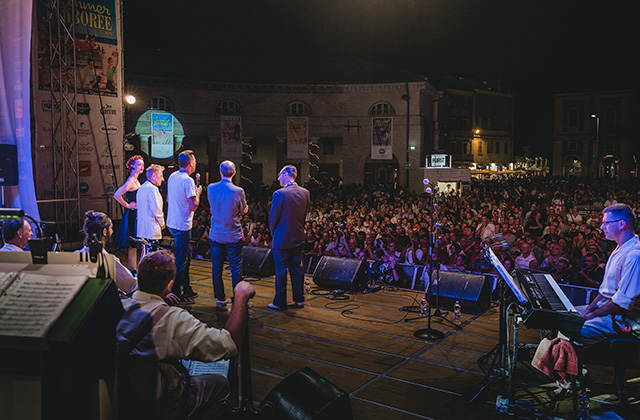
[0,218,33,251]
[76,210,137,294]
[117,250,255,419]
[578,203,640,345]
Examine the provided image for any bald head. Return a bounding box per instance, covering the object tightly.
[220,160,236,179]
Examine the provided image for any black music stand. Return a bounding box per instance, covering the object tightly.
[467,246,527,405]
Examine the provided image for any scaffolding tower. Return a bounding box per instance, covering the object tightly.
[45,0,80,240]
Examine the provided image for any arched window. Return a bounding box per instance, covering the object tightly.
[217,100,243,115]
[368,102,395,116]
[148,96,174,112]
[286,101,310,116]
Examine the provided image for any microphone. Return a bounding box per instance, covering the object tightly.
[195,173,201,187]
[423,178,430,185]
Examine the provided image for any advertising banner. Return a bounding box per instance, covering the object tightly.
[221,115,242,158]
[32,0,123,217]
[287,117,308,159]
[151,112,174,159]
[371,117,393,160]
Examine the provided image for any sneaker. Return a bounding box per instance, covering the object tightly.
[267,303,287,311]
[293,302,305,308]
[216,299,231,308]
[177,296,195,305]
[183,290,199,299]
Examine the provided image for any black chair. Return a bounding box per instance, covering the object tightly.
[118,356,194,420]
[585,336,640,406]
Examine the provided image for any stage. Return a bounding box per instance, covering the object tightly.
[139,254,640,420]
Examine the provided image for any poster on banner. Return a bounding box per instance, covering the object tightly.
[221,116,242,158]
[371,117,393,160]
[32,0,124,218]
[287,117,308,159]
[151,112,174,159]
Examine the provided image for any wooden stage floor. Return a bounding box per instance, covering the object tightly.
[164,258,640,419]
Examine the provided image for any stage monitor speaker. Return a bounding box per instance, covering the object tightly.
[312,256,368,292]
[259,367,353,420]
[0,144,18,186]
[243,246,275,277]
[428,271,491,313]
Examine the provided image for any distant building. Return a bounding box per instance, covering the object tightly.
[552,90,639,178]
[124,57,450,192]
[440,78,515,169]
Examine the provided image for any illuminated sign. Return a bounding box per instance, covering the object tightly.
[427,154,451,168]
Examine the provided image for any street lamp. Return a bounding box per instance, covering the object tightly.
[591,114,599,177]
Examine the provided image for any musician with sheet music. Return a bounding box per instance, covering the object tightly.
[117,250,255,419]
[578,204,640,345]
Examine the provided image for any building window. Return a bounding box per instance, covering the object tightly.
[322,138,334,155]
[217,100,243,115]
[286,101,310,116]
[495,142,500,154]
[450,141,456,155]
[487,141,493,154]
[504,142,509,154]
[462,119,469,131]
[477,141,483,155]
[148,96,173,112]
[567,141,578,152]
[368,102,395,116]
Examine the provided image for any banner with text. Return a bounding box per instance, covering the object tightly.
[371,117,393,160]
[221,115,242,158]
[151,112,174,159]
[287,117,308,159]
[32,0,123,218]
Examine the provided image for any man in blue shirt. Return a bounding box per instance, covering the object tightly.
[208,161,247,307]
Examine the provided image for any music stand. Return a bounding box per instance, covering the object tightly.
[468,246,527,404]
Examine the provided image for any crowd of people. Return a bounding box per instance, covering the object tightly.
[188,176,640,290]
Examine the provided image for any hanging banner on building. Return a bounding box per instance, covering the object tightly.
[32,0,124,218]
[371,117,393,160]
[151,112,174,159]
[221,115,242,158]
[287,117,308,159]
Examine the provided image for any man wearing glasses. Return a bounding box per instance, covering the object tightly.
[580,203,640,344]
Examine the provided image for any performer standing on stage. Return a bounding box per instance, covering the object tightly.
[268,165,310,310]
[208,161,247,307]
[579,203,640,344]
[113,155,144,274]
[167,150,202,303]
[136,164,165,258]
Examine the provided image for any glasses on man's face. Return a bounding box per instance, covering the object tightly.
[601,220,622,226]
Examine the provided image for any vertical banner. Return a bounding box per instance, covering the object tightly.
[220,115,242,158]
[33,0,123,217]
[287,117,308,159]
[371,117,393,160]
[0,0,40,220]
[151,112,174,159]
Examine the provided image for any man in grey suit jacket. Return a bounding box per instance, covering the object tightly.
[268,165,310,310]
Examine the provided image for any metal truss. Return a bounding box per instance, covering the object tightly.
[46,0,80,238]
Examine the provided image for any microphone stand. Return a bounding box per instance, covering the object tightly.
[411,182,459,340]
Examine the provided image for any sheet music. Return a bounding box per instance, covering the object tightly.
[0,272,88,338]
[180,359,230,378]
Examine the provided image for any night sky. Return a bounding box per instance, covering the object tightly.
[123,0,635,154]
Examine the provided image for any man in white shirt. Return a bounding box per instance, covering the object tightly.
[117,250,255,419]
[475,215,496,242]
[167,151,202,303]
[0,218,32,251]
[580,203,640,344]
[137,164,165,257]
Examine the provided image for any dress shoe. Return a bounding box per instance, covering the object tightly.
[183,290,199,299]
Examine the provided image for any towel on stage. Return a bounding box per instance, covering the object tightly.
[532,337,578,386]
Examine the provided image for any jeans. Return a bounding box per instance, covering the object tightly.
[210,239,244,300]
[169,227,192,296]
[272,245,304,308]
